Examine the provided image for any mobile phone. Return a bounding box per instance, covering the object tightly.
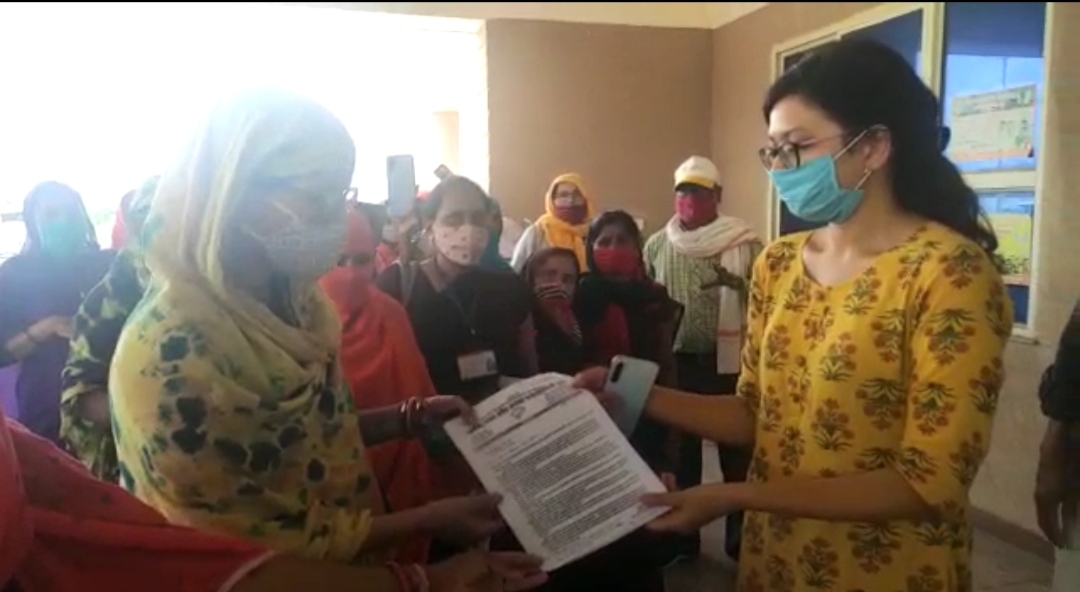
[434,164,453,181]
[604,356,660,436]
[386,154,417,218]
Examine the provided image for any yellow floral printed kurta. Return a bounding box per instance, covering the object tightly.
[736,223,1011,592]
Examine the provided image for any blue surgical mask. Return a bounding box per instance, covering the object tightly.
[37,218,86,256]
[768,134,871,224]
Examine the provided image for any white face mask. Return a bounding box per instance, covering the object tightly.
[432,223,489,267]
[249,215,346,284]
[382,224,398,243]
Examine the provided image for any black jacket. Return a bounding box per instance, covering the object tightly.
[1040,300,1080,422]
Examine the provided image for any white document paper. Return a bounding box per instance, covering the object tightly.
[443,373,669,572]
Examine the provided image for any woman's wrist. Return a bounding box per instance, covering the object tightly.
[399,397,426,439]
[717,480,757,514]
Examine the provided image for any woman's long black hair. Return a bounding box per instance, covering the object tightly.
[20,181,98,254]
[764,38,998,256]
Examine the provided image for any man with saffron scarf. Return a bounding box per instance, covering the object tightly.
[510,174,593,272]
[642,155,762,563]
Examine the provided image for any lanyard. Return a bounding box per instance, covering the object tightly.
[446,287,479,338]
[429,261,481,337]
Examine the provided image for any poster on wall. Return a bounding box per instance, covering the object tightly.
[988,213,1033,286]
[947,84,1037,163]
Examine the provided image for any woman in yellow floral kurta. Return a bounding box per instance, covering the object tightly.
[730,223,1010,590]
[575,39,1012,592]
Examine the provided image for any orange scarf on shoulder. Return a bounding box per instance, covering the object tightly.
[1,407,267,592]
[320,207,438,563]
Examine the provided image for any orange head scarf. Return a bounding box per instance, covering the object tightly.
[318,206,438,563]
[1,406,267,592]
[320,205,376,316]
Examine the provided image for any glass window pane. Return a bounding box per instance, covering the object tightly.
[942,2,1047,173]
[842,10,923,74]
[979,189,1034,325]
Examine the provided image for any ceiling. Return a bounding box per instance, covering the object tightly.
[301,2,769,29]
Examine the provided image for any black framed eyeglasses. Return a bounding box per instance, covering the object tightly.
[759,130,870,171]
[757,143,806,171]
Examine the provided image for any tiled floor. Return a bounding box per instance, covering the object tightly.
[664,443,1054,592]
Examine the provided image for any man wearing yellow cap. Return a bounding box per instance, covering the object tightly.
[643,155,762,564]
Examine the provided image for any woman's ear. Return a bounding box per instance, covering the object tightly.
[864,127,893,172]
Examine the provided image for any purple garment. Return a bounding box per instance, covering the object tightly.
[0,365,17,420]
[0,249,114,441]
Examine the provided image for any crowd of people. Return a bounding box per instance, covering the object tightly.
[0,37,1075,592]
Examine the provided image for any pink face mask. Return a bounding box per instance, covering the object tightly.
[674,192,717,229]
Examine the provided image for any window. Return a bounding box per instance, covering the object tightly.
[771,2,1047,330]
[943,2,1046,327]
[0,4,480,261]
[843,9,923,74]
[978,189,1034,324]
[942,3,1046,174]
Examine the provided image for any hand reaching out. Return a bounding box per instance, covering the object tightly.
[641,482,742,535]
[424,493,505,546]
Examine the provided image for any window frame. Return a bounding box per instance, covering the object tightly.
[767,1,1055,340]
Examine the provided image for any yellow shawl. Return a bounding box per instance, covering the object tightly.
[534,173,594,268]
[109,88,378,562]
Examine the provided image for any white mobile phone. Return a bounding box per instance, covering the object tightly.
[604,356,660,436]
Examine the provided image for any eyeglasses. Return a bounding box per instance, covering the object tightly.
[759,128,881,171]
[757,135,842,171]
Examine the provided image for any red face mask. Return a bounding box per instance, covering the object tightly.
[675,192,718,229]
[592,246,640,277]
[320,263,373,315]
[553,203,587,225]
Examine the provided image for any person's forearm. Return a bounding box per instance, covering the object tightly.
[644,386,755,447]
[232,555,400,592]
[729,468,933,523]
[357,405,407,447]
[358,505,433,553]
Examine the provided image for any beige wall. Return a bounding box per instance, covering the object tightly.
[431,111,462,174]
[711,2,1080,534]
[483,19,713,232]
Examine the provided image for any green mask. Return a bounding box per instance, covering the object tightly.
[37,219,86,256]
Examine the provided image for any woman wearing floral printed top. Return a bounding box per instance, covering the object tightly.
[106,89,537,569]
[577,39,1010,592]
